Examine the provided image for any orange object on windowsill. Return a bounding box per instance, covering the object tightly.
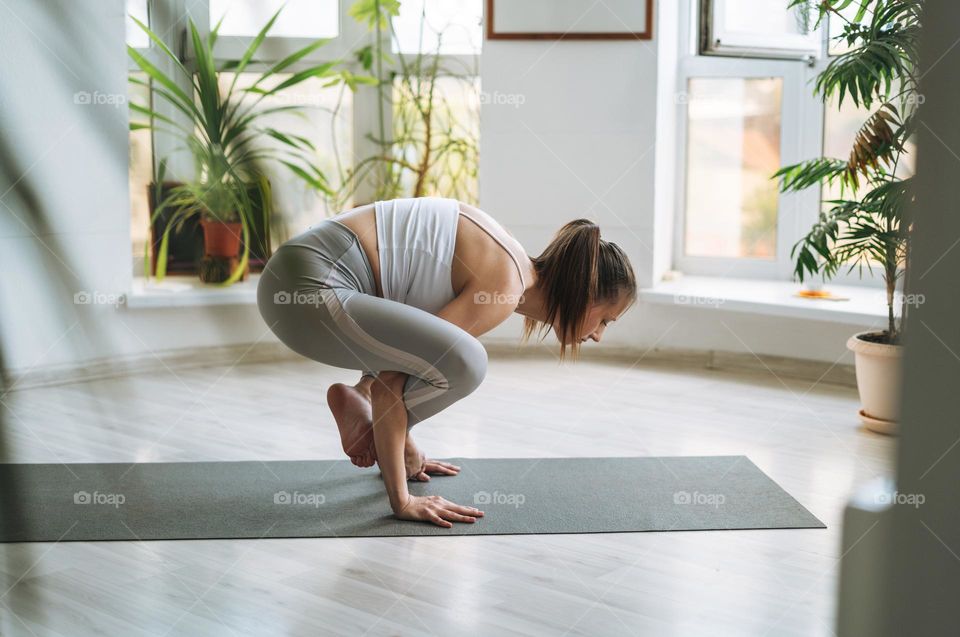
[795,288,850,302]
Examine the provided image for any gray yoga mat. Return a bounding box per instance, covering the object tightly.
[0,456,824,542]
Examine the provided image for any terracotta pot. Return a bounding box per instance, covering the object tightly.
[846,331,903,435]
[200,219,242,258]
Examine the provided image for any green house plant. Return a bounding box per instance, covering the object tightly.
[128,9,349,284]
[776,0,921,433]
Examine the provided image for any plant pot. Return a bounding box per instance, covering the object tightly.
[200,218,242,258]
[846,331,904,435]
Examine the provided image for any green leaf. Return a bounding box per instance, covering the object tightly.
[348,0,401,31]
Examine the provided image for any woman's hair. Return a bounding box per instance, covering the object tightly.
[520,218,637,361]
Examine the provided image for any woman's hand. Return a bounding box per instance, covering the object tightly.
[409,459,461,482]
[393,494,484,528]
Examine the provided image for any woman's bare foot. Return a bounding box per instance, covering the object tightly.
[327,383,377,467]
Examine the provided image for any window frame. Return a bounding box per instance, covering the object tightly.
[672,0,881,288]
[700,0,823,61]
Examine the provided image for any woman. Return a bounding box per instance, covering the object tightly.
[257,197,636,528]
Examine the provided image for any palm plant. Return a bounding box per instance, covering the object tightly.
[332,0,480,207]
[128,8,353,283]
[775,0,921,343]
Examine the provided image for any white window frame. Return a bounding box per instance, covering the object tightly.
[672,0,881,288]
[700,0,823,61]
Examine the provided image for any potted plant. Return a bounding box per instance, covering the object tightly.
[128,8,357,284]
[776,0,921,434]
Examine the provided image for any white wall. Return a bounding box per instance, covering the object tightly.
[0,0,862,376]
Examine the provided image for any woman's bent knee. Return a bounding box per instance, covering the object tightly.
[448,337,488,394]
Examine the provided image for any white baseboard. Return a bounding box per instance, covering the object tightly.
[481,340,857,388]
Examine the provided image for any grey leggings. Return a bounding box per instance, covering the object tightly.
[256,219,488,428]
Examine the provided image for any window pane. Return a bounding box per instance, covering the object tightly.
[684,77,782,259]
[128,72,153,263]
[210,0,339,39]
[218,72,353,242]
[126,0,149,48]
[389,75,479,203]
[393,0,482,55]
[723,0,811,38]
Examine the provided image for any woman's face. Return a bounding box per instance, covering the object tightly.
[555,294,632,344]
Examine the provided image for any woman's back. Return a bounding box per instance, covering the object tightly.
[331,198,530,313]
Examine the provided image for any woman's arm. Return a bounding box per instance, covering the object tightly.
[435,277,521,337]
[372,370,484,528]
[369,371,412,510]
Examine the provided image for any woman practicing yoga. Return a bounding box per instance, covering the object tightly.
[257,197,637,527]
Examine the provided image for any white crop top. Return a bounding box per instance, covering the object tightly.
[374,197,527,314]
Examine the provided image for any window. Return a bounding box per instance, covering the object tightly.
[218,72,353,243]
[128,72,153,263]
[126,0,152,269]
[674,0,878,284]
[360,0,482,204]
[701,0,822,60]
[126,0,482,275]
[393,0,482,55]
[390,75,480,203]
[209,0,339,39]
[683,77,782,259]
[125,0,149,48]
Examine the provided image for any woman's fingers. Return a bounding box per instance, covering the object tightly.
[423,460,460,475]
[413,471,430,482]
[439,510,477,523]
[446,502,484,517]
[430,514,452,528]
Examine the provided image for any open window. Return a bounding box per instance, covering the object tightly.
[700,0,823,61]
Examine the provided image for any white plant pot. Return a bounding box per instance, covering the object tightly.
[846,331,903,435]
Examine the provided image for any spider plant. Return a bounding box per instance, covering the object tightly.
[128,8,354,284]
[775,0,921,343]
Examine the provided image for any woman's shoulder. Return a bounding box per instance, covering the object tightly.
[456,201,519,241]
[453,201,530,296]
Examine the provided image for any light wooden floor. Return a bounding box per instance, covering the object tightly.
[0,352,894,636]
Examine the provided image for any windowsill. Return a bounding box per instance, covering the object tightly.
[126,273,889,325]
[126,274,261,309]
[639,275,889,326]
